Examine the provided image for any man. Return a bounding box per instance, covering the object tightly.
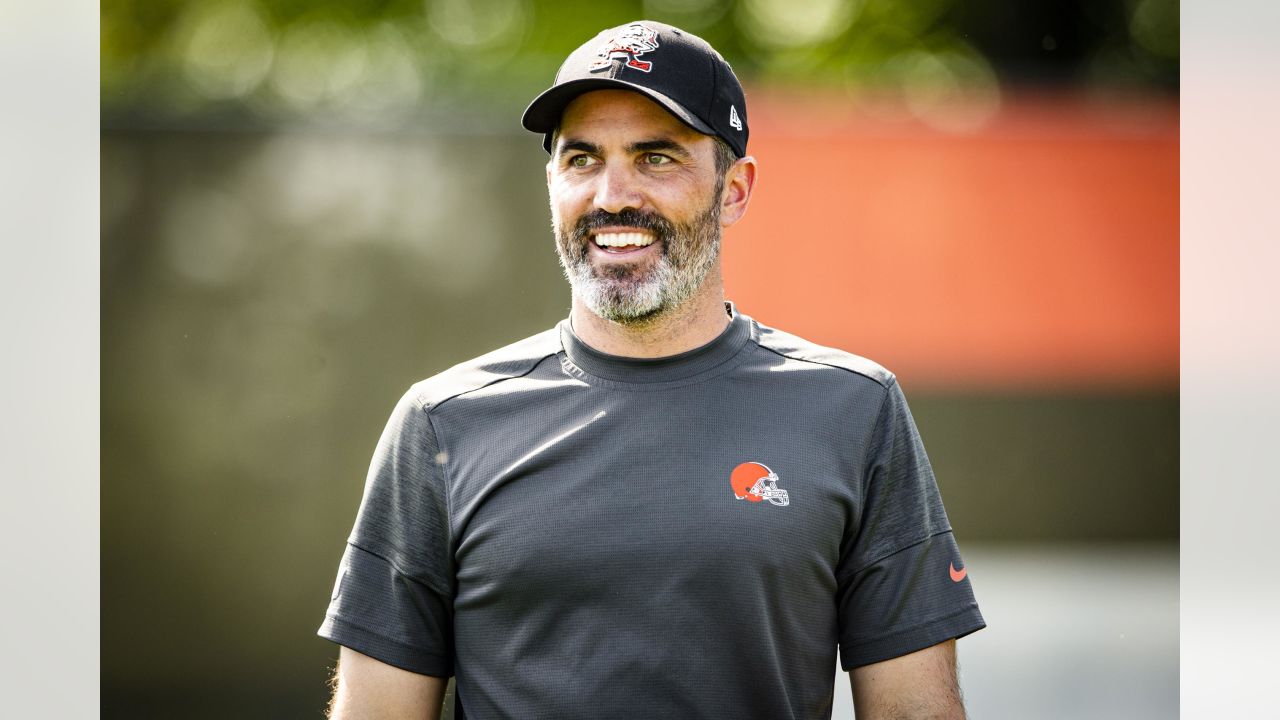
[319,20,985,719]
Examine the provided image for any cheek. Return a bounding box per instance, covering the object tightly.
[548,178,581,210]
[550,184,599,226]
[548,197,578,232]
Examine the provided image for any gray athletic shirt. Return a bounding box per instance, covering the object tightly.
[319,305,985,719]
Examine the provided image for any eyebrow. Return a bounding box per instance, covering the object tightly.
[559,139,600,156]
[556,137,694,160]
[627,138,693,160]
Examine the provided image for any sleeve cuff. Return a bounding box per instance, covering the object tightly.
[318,615,453,678]
[839,604,986,670]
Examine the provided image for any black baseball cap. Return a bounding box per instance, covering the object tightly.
[522,21,749,158]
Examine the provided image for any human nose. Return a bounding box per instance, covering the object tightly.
[592,163,643,214]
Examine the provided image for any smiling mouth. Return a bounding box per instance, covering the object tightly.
[593,231,656,254]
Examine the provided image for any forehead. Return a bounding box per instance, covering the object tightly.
[558,89,706,146]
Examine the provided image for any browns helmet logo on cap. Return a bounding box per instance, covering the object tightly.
[588,22,660,73]
[522,20,750,158]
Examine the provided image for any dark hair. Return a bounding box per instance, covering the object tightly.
[709,136,736,178]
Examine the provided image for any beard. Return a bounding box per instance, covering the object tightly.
[553,186,723,325]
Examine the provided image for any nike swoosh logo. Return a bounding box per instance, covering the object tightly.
[949,562,967,582]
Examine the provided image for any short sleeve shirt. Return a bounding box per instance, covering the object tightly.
[319,307,985,719]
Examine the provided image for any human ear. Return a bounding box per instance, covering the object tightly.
[719,156,758,229]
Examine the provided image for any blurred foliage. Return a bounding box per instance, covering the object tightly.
[102,0,1178,125]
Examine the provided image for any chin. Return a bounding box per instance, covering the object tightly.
[596,305,668,326]
[578,276,670,324]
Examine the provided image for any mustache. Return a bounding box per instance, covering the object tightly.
[572,209,676,242]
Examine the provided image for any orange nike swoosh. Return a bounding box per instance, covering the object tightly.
[949,562,967,582]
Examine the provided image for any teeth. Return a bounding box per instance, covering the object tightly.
[594,232,655,248]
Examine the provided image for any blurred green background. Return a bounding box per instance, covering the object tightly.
[103,0,1177,121]
[102,1,1177,717]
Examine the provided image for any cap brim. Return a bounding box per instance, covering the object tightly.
[521,78,715,154]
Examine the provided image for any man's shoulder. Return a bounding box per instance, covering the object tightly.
[405,326,564,412]
[751,320,896,389]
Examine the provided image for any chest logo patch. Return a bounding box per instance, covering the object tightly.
[730,462,789,506]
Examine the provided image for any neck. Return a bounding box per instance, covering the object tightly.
[569,271,731,358]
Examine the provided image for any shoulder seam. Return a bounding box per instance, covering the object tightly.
[858,376,896,489]
[346,539,451,597]
[754,342,895,389]
[411,349,562,413]
[423,411,456,576]
[842,528,957,582]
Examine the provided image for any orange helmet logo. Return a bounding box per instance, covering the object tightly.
[730,462,789,507]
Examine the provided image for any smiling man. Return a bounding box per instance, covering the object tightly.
[319,21,985,720]
[553,90,725,323]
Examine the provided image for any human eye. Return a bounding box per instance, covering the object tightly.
[568,154,597,168]
[642,153,672,166]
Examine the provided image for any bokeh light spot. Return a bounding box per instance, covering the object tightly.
[177,0,274,101]
[271,19,367,111]
[344,24,425,119]
[891,47,1002,133]
[642,0,730,30]
[738,0,860,49]
[1129,0,1179,59]
[428,0,526,52]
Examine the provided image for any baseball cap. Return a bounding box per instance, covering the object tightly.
[521,21,749,158]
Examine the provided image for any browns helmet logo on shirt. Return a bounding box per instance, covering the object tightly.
[589,23,660,73]
[730,462,789,506]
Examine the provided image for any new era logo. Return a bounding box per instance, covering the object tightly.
[729,105,743,131]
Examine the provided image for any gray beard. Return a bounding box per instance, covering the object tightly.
[553,193,722,326]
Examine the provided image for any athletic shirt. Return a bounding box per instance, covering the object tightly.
[319,304,985,719]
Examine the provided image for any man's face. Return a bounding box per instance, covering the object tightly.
[547,90,726,325]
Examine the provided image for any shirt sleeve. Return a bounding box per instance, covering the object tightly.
[318,388,455,677]
[835,378,986,670]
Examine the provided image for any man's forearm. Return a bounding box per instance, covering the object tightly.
[327,646,447,720]
[850,639,967,719]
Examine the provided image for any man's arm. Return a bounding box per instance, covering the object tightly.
[328,646,448,720]
[849,639,966,720]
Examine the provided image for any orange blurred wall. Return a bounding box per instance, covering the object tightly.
[723,92,1178,391]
